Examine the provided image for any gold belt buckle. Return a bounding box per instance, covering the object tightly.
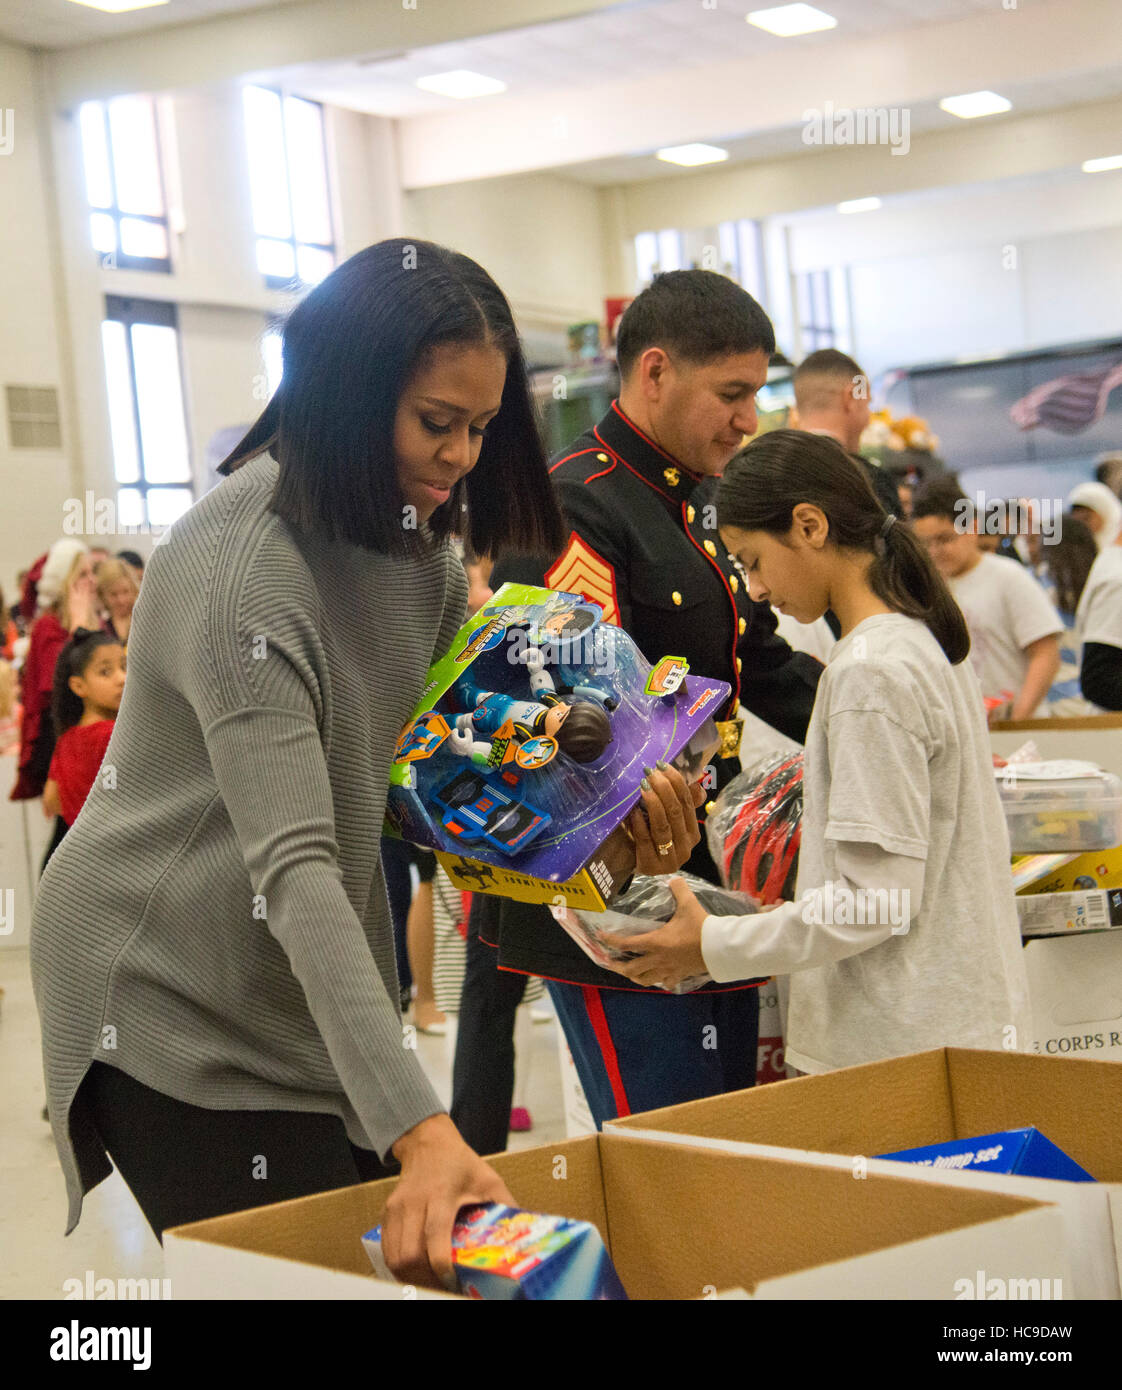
[715,718,744,760]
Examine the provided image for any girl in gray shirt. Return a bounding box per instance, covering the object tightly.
[611,430,1031,1071]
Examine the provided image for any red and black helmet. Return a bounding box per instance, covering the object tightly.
[722,751,804,905]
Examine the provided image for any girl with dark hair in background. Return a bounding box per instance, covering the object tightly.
[608,429,1031,1073]
[41,631,126,855]
[31,239,699,1288]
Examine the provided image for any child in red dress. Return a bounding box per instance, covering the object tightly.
[43,630,126,836]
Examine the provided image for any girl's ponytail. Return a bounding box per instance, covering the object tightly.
[874,512,970,664]
[717,429,970,665]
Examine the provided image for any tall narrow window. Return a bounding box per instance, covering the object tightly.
[79,97,171,273]
[102,296,193,529]
[243,86,336,289]
[797,268,836,351]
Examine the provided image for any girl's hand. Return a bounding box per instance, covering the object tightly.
[626,766,704,876]
[68,573,99,632]
[383,1114,515,1291]
[610,877,709,990]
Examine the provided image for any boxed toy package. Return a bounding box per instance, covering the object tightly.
[705,749,804,904]
[995,760,1122,853]
[554,871,768,993]
[878,1127,1096,1182]
[384,583,730,909]
[362,1203,628,1300]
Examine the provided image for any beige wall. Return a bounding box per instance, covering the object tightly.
[0,42,81,599]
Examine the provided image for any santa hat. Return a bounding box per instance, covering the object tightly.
[36,539,89,612]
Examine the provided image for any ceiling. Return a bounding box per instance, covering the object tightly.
[285,0,1040,119]
[0,0,288,49]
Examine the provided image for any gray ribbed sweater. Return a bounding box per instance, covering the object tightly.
[30,454,467,1233]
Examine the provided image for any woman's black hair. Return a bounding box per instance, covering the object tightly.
[51,629,121,737]
[219,237,564,558]
[717,429,970,665]
[1045,513,1098,616]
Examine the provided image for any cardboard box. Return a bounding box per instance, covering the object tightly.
[1025,932,1122,1062]
[608,1048,1122,1298]
[1015,844,1122,896]
[163,1131,1064,1301]
[1017,887,1122,937]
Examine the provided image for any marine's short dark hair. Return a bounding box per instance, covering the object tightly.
[911,475,969,524]
[616,270,775,379]
[219,238,563,559]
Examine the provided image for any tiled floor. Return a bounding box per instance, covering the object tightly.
[0,947,569,1299]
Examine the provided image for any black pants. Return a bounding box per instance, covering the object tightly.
[40,815,68,875]
[380,834,414,999]
[449,895,526,1157]
[79,1061,397,1242]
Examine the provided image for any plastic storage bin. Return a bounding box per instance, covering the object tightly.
[997,762,1122,853]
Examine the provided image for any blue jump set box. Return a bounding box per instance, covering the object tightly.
[384,582,730,910]
[877,1127,1096,1182]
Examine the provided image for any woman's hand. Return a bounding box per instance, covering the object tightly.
[68,571,99,632]
[626,765,704,876]
[610,877,709,990]
[383,1114,514,1290]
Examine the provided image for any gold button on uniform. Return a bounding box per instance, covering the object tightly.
[736,657,742,673]
[686,504,695,524]
[671,591,682,606]
[705,800,716,816]
[704,540,717,556]
[596,453,608,462]
[738,617,746,635]
[729,575,739,593]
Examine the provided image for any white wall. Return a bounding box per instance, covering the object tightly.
[404,172,608,344]
[0,42,81,601]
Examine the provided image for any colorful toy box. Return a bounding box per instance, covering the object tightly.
[362,1203,628,1300]
[384,583,730,908]
[878,1127,1096,1182]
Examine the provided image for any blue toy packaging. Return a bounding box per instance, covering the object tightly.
[384,582,731,909]
[362,1203,629,1300]
[878,1127,1096,1181]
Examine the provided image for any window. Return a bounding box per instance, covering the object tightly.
[633,220,766,302]
[243,86,335,289]
[796,268,836,351]
[102,296,193,528]
[79,96,171,273]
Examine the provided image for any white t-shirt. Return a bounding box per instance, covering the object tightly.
[948,553,1062,715]
[1076,544,1122,651]
[773,608,836,664]
[700,612,1032,1073]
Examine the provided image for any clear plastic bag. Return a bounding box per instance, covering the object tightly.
[705,749,804,904]
[555,872,763,994]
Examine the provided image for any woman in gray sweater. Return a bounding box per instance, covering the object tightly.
[32,238,700,1289]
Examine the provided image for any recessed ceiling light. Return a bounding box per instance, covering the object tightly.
[938,91,1012,119]
[1083,154,1122,173]
[656,143,729,167]
[837,197,881,214]
[747,4,837,37]
[66,0,169,11]
[415,70,506,100]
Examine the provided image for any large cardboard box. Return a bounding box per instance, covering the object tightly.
[608,1048,1122,1299]
[1025,933,1122,1062]
[164,1131,1064,1301]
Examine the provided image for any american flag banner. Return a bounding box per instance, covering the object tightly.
[1010,359,1122,434]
